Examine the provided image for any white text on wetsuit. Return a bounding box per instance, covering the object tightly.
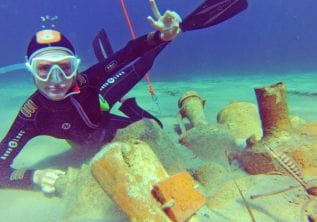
[100,71,126,91]
[0,130,26,160]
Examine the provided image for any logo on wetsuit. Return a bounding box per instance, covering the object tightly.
[20,99,38,118]
[10,169,27,181]
[62,122,71,130]
[105,60,118,72]
[100,70,126,91]
[0,130,26,160]
[77,74,87,86]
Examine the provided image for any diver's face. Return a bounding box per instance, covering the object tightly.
[27,48,80,101]
[33,72,75,101]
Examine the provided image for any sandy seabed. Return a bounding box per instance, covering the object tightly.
[0,71,316,222]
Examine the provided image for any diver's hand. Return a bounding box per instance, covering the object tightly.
[147,0,182,41]
[33,169,65,193]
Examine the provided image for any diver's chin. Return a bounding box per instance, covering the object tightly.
[38,87,70,101]
[42,91,68,101]
[37,82,74,101]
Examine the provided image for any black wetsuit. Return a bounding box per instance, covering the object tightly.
[0,32,167,189]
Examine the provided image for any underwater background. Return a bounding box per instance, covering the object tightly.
[0,0,317,80]
[1,1,317,222]
[1,0,316,123]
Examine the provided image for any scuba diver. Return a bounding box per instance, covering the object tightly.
[0,0,248,193]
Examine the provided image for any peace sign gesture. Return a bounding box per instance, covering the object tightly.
[147,0,182,41]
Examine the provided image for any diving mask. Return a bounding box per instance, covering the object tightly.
[26,49,81,82]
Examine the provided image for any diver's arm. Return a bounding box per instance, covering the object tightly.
[84,1,181,87]
[0,113,39,189]
[84,31,165,86]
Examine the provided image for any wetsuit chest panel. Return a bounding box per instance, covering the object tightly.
[72,86,102,125]
[36,102,86,139]
[35,88,102,142]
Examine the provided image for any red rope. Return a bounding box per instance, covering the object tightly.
[119,0,155,95]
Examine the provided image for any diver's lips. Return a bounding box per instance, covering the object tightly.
[45,85,68,92]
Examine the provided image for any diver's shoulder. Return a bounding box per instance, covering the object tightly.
[76,73,89,87]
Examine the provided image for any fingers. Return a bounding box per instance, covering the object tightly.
[162,16,173,26]
[33,169,65,194]
[147,16,164,31]
[148,11,180,31]
[45,170,65,180]
[147,16,156,27]
[162,10,174,24]
[147,0,182,41]
[170,24,180,36]
[163,10,182,24]
[51,169,65,176]
[42,184,56,193]
[149,0,161,19]
[41,176,56,187]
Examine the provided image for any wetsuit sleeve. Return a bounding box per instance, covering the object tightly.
[100,43,167,106]
[0,113,39,189]
[83,31,166,87]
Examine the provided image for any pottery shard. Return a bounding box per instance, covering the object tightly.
[290,144,317,177]
[291,145,317,177]
[255,82,292,138]
[217,102,262,142]
[178,91,208,128]
[152,171,206,222]
[179,124,237,162]
[113,119,185,175]
[232,150,278,175]
[91,139,171,222]
[55,165,125,221]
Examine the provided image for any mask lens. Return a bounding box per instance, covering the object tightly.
[32,56,79,80]
[57,58,77,77]
[34,61,54,80]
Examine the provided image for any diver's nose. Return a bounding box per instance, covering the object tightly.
[49,69,63,83]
